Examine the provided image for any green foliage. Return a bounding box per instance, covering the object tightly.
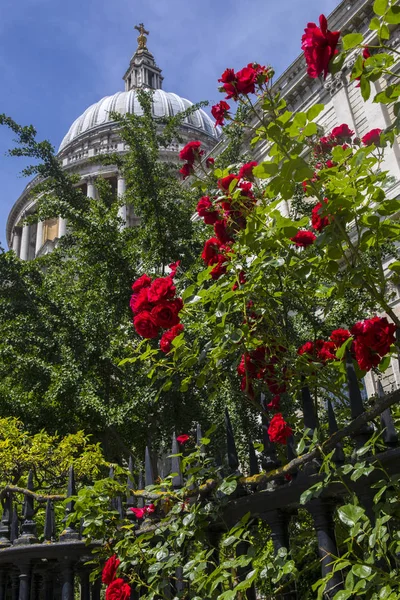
[0,416,105,489]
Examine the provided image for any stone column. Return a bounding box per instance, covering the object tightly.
[86,177,96,199]
[35,221,44,256]
[117,175,127,228]
[327,75,356,131]
[11,228,21,256]
[20,224,30,261]
[58,217,67,237]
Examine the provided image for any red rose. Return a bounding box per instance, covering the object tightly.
[301,14,340,79]
[129,507,146,519]
[268,413,293,445]
[211,101,230,127]
[352,317,396,357]
[238,161,258,181]
[218,69,238,100]
[206,157,215,167]
[197,197,220,225]
[362,129,382,147]
[218,174,239,192]
[151,300,182,329]
[326,160,336,168]
[330,329,351,348]
[159,323,184,354]
[148,277,176,303]
[130,287,152,314]
[235,66,257,95]
[214,219,234,244]
[179,141,202,163]
[290,230,316,247]
[267,395,281,410]
[353,338,381,371]
[179,163,193,179]
[331,124,354,140]
[298,341,314,357]
[131,274,151,293]
[177,434,190,444]
[201,237,225,266]
[316,340,336,362]
[219,68,236,83]
[102,555,120,585]
[311,199,331,232]
[133,311,160,339]
[210,255,228,280]
[168,260,180,279]
[105,578,131,600]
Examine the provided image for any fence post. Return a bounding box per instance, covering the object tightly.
[11,569,19,600]
[307,499,343,599]
[61,562,75,600]
[260,511,297,600]
[17,562,31,600]
[0,571,5,600]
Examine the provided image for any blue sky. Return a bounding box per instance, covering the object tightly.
[0,0,339,248]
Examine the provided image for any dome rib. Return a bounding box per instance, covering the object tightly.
[58,89,219,153]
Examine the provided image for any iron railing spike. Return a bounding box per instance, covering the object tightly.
[171,432,183,489]
[249,441,259,476]
[0,491,12,547]
[145,447,154,487]
[224,407,239,472]
[301,384,317,434]
[345,348,373,448]
[59,466,79,541]
[377,379,399,446]
[327,399,345,464]
[14,470,37,545]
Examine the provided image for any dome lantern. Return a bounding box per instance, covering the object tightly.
[123,23,163,91]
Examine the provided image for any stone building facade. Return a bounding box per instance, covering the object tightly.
[5,1,400,396]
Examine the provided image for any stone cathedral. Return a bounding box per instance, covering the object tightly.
[5,0,400,396]
[6,23,219,261]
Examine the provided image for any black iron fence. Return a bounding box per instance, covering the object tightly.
[0,352,400,599]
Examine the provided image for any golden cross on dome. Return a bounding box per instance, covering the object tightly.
[135,23,149,50]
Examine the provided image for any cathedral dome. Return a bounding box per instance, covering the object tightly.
[58,89,218,153]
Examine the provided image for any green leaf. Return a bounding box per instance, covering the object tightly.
[360,76,371,101]
[374,84,400,104]
[388,261,400,273]
[342,33,364,50]
[302,122,318,137]
[338,504,366,527]
[380,23,390,39]
[369,16,381,30]
[307,104,324,121]
[222,535,238,547]
[218,479,237,495]
[373,0,388,16]
[352,564,372,578]
[253,162,279,178]
[386,6,400,23]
